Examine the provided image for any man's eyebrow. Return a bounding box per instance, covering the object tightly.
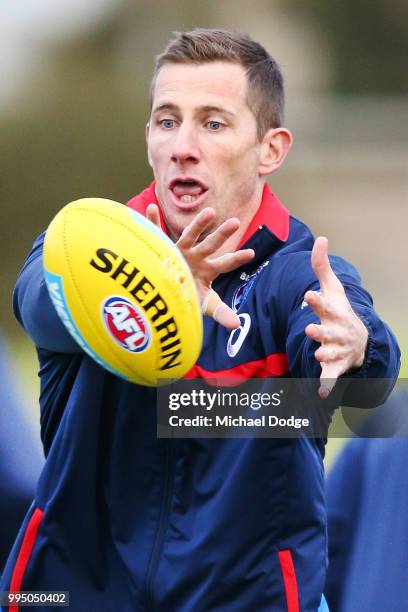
[151,103,236,118]
[197,105,236,118]
[152,103,179,114]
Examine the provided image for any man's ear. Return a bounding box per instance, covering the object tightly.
[145,122,153,167]
[258,128,293,177]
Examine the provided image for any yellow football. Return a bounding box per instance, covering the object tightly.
[43,198,203,386]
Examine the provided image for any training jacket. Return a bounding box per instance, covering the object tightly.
[1,183,400,612]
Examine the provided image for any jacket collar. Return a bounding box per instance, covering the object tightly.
[127,181,290,247]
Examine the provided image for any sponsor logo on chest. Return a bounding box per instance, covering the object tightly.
[232,260,269,312]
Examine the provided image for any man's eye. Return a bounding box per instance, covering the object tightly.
[160,119,175,129]
[206,121,223,131]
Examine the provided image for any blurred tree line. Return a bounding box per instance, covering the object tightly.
[294,0,408,93]
[1,0,407,333]
[1,0,213,333]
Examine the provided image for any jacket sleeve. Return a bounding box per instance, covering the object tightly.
[13,232,80,353]
[279,252,400,406]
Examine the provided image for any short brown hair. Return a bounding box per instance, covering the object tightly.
[151,28,285,140]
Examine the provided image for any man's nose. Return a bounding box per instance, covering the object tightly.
[170,124,200,164]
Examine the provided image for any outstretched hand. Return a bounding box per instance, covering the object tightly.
[304,237,368,398]
[146,204,255,329]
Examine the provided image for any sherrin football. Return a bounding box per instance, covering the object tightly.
[43,198,203,386]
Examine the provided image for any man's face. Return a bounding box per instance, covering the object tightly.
[147,61,265,241]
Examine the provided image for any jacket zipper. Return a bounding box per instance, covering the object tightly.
[145,439,174,610]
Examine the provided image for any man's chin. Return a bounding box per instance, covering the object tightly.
[160,210,189,242]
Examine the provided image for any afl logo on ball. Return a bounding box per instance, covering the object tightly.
[102,296,151,353]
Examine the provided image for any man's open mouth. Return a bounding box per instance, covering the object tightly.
[169,179,208,203]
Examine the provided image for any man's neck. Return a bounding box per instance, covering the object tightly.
[211,182,265,257]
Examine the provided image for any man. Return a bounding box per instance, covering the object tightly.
[325,390,408,612]
[1,29,399,611]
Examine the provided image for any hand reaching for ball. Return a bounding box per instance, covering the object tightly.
[146,204,254,330]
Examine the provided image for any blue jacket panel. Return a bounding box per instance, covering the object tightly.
[1,184,400,611]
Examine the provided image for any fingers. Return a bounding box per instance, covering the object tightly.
[311,237,343,294]
[308,324,349,398]
[304,285,346,322]
[314,345,349,363]
[209,249,255,274]
[214,304,241,329]
[318,378,336,399]
[179,215,242,258]
[305,323,346,345]
[305,242,370,397]
[191,218,241,257]
[306,320,349,398]
[319,362,345,399]
[201,289,240,329]
[304,290,326,319]
[177,208,217,249]
[146,203,161,228]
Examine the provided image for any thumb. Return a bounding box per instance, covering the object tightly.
[146,203,161,229]
[202,289,240,329]
[311,237,341,293]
